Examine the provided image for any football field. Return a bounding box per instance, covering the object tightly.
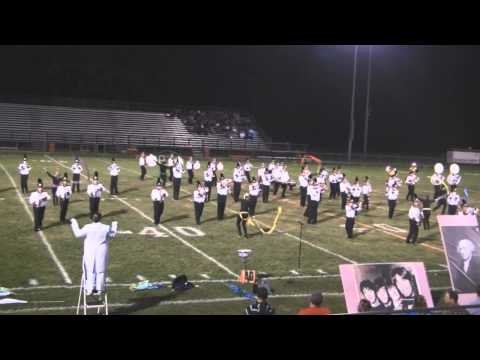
[1,152,478,314]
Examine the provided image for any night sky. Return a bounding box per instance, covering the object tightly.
[0,45,479,155]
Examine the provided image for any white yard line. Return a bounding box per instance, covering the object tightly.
[46,155,238,278]
[0,163,72,285]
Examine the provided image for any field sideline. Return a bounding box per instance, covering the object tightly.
[0,151,478,315]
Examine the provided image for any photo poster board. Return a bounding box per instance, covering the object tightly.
[437,215,480,305]
[339,262,434,314]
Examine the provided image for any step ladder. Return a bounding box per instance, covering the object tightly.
[76,266,109,315]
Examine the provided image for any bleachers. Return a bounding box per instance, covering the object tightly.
[0,101,269,152]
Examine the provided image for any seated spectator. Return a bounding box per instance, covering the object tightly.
[244,287,275,315]
[406,295,430,315]
[297,292,331,315]
[465,286,480,315]
[439,289,469,315]
[357,299,372,313]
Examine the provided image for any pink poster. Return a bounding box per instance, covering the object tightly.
[437,215,480,304]
[339,262,434,313]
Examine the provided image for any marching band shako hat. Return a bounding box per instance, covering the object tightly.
[112,157,116,162]
[37,178,43,188]
[62,172,69,182]
[156,178,162,187]
[220,173,225,179]
[93,171,99,181]
[23,154,27,161]
[243,193,250,200]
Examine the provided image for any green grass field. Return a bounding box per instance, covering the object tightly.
[0,152,478,315]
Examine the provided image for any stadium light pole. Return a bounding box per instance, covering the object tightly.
[363,45,373,159]
[347,45,359,162]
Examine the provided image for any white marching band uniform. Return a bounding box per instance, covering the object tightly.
[87,182,106,198]
[18,161,31,175]
[108,163,120,176]
[447,173,462,187]
[71,218,117,295]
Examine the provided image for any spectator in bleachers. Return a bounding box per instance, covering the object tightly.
[297,292,331,315]
[357,299,372,313]
[439,289,469,315]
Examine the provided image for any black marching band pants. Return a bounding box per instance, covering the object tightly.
[345,217,355,238]
[300,186,307,207]
[205,181,212,202]
[20,174,29,194]
[422,210,431,230]
[362,194,369,210]
[153,200,164,225]
[217,194,227,220]
[59,198,69,223]
[249,195,258,216]
[160,173,167,187]
[273,181,280,196]
[140,166,147,181]
[60,199,70,223]
[173,178,181,200]
[329,182,336,199]
[237,213,248,237]
[281,183,287,198]
[388,199,396,219]
[194,202,204,225]
[304,195,311,217]
[262,185,270,203]
[89,197,100,219]
[406,219,419,243]
[448,204,458,215]
[188,169,194,184]
[233,182,241,202]
[307,200,319,224]
[110,176,119,195]
[245,171,251,183]
[433,199,447,214]
[406,185,416,202]
[169,167,173,182]
[433,185,441,199]
[341,192,348,210]
[33,206,45,230]
[72,174,81,192]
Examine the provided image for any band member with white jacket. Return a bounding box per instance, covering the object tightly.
[70,213,117,297]
[18,155,32,194]
[29,179,51,231]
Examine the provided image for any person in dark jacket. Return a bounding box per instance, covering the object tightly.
[244,287,275,315]
[237,194,250,238]
[416,195,433,230]
[45,169,61,206]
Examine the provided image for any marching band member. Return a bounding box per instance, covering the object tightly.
[216,160,224,175]
[107,158,120,195]
[45,168,61,206]
[87,172,106,219]
[193,181,207,225]
[70,213,117,298]
[248,177,260,216]
[56,173,72,224]
[138,152,147,181]
[29,179,51,231]
[204,162,214,202]
[406,199,423,244]
[261,169,272,203]
[304,176,313,218]
[267,160,275,173]
[385,166,402,189]
[447,189,461,215]
[272,162,282,196]
[385,183,400,219]
[416,195,433,230]
[319,167,329,183]
[350,177,362,204]
[328,168,338,200]
[172,159,183,200]
[405,170,419,202]
[430,163,445,199]
[237,194,250,238]
[210,158,218,187]
[233,162,244,202]
[432,187,448,215]
[335,170,344,198]
[361,176,372,210]
[447,163,462,192]
[151,179,168,225]
[339,174,351,210]
[167,153,175,182]
[345,198,361,239]
[307,178,321,224]
[216,174,230,220]
[71,158,83,192]
[257,163,266,179]
[298,168,309,207]
[156,156,168,187]
[243,159,252,183]
[18,155,32,194]
[186,157,194,185]
[279,165,290,198]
